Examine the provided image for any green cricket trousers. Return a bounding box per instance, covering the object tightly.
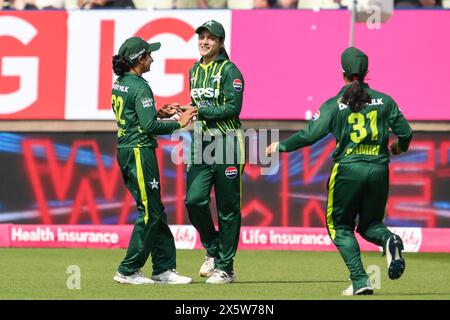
[185,131,245,273]
[117,146,176,276]
[326,162,394,290]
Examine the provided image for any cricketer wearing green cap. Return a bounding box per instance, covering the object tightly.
[267,47,412,295]
[182,20,245,284]
[111,36,197,285]
[195,19,226,39]
[341,46,368,78]
[118,36,161,64]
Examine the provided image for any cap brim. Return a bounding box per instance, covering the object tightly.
[196,26,207,33]
[196,26,218,37]
[147,42,161,52]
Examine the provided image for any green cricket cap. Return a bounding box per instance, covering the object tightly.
[341,47,368,77]
[195,20,225,39]
[118,37,161,63]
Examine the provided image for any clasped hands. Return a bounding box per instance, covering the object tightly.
[157,103,198,128]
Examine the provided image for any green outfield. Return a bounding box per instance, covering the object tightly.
[0,248,449,300]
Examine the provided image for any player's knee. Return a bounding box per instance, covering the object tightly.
[185,194,209,208]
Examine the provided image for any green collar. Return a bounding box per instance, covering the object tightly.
[199,53,227,64]
[123,72,147,82]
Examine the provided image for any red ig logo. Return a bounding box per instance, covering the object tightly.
[98,18,197,111]
[0,12,67,119]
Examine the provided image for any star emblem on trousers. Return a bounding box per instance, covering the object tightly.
[150,178,159,189]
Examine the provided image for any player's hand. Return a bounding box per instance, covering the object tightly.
[179,104,197,113]
[157,103,180,118]
[266,142,279,156]
[177,108,198,128]
[390,141,402,155]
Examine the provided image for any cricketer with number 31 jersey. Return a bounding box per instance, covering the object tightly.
[279,83,412,165]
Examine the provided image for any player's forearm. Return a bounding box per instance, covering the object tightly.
[198,104,241,120]
[397,132,413,152]
[143,118,181,135]
[279,132,310,152]
[391,118,413,152]
[279,125,329,152]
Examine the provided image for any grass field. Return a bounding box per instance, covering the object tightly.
[0,248,449,300]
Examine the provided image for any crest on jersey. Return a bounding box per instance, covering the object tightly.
[212,74,222,83]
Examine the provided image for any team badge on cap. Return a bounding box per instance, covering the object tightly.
[232,79,242,92]
[225,166,238,179]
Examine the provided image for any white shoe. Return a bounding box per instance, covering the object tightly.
[151,269,192,284]
[341,281,373,296]
[199,256,216,277]
[385,234,406,280]
[205,269,236,284]
[113,270,155,285]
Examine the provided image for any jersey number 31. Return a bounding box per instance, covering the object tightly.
[348,110,378,143]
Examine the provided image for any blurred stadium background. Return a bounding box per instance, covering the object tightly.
[1,0,450,299]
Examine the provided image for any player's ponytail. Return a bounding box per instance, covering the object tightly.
[112,55,130,77]
[220,46,230,60]
[342,74,371,113]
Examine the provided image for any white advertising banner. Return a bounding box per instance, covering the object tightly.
[65,10,231,119]
[2,10,450,120]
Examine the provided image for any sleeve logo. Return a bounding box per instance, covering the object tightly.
[141,97,154,108]
[232,79,243,92]
[312,110,320,121]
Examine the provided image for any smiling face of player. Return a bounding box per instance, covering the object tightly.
[198,30,223,65]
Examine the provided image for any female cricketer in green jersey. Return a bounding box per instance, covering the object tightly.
[111,36,196,285]
[267,47,412,295]
[181,20,245,284]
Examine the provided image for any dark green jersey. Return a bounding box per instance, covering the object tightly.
[111,72,181,148]
[279,83,413,165]
[189,54,244,135]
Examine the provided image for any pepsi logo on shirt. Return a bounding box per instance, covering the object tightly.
[225,166,238,179]
[232,79,242,92]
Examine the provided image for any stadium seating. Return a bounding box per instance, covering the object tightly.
[133,0,153,9]
[64,0,78,9]
[133,0,173,9]
[298,0,341,9]
[133,0,254,9]
[228,0,253,9]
